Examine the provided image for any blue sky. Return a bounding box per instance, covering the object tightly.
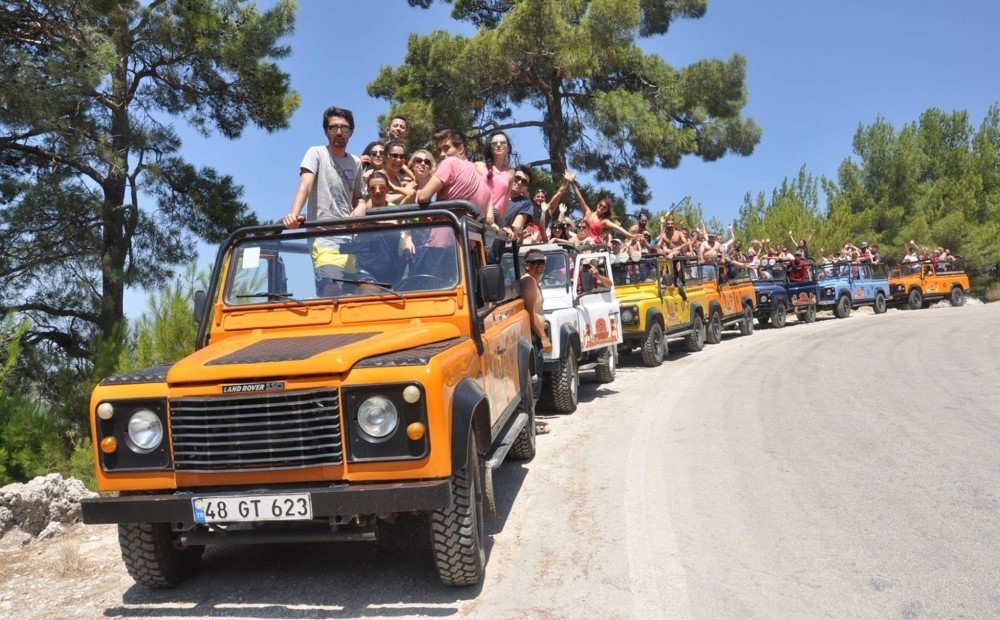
[129,0,1000,317]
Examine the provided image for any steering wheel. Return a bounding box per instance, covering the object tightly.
[396,274,449,292]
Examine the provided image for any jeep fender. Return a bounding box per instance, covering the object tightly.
[450,378,491,473]
[689,303,705,321]
[644,307,663,330]
[559,324,580,360]
[708,300,722,317]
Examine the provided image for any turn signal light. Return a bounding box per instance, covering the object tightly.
[100,437,118,454]
[406,422,426,441]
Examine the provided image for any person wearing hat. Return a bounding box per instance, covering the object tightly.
[521,249,551,412]
[788,248,811,282]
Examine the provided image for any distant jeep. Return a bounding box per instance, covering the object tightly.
[888,258,970,309]
[752,261,819,328]
[815,261,891,318]
[688,260,756,343]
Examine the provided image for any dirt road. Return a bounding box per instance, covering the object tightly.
[3,303,998,619]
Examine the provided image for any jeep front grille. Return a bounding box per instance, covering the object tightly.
[169,388,342,471]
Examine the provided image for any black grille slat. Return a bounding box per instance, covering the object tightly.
[170,388,343,472]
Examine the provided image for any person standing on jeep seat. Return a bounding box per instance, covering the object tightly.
[283,106,367,296]
[522,249,552,406]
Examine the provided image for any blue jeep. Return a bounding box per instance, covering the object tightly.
[752,261,818,328]
[814,261,891,318]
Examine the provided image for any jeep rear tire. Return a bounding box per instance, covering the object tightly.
[834,294,851,318]
[907,288,923,310]
[950,287,965,307]
[685,313,706,352]
[550,353,579,413]
[705,310,723,344]
[771,301,787,328]
[430,432,486,586]
[641,323,664,367]
[874,292,887,314]
[804,304,817,323]
[118,522,204,588]
[594,346,616,383]
[738,304,754,336]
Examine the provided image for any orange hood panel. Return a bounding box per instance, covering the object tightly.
[167,322,463,384]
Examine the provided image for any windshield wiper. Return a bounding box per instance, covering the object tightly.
[325,277,403,299]
[236,291,306,305]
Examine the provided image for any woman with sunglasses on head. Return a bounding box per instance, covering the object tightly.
[361,141,387,183]
[568,172,636,242]
[407,149,437,191]
[476,131,512,220]
[383,139,417,204]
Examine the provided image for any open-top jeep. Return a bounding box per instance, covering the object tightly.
[687,260,756,343]
[81,202,535,588]
[504,244,621,413]
[888,258,970,309]
[815,261,891,318]
[611,254,707,366]
[752,261,819,328]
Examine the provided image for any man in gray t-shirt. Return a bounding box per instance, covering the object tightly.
[283,106,367,295]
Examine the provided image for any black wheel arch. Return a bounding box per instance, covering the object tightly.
[644,307,664,331]
[450,378,491,474]
[559,323,580,361]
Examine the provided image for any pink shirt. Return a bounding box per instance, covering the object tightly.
[434,157,489,216]
[482,167,510,217]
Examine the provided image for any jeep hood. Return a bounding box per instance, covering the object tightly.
[167,322,463,384]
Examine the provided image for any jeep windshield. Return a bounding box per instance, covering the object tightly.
[612,257,659,285]
[223,222,460,306]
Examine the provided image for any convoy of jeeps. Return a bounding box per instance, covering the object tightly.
[81,202,974,588]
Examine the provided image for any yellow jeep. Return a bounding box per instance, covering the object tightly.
[888,258,970,309]
[611,254,707,366]
[81,203,534,588]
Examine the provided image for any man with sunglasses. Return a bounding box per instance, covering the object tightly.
[521,249,552,408]
[284,106,366,228]
[283,106,367,296]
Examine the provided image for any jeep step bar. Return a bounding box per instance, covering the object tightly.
[484,410,529,469]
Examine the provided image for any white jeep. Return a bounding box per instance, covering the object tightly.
[513,243,622,413]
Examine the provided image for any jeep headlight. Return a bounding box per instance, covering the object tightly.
[357,396,399,438]
[126,408,163,453]
[758,293,769,304]
[621,307,634,323]
[823,287,835,297]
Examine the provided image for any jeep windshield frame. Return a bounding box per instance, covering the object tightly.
[196,201,494,349]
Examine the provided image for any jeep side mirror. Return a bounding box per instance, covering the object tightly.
[193,290,207,323]
[479,265,506,302]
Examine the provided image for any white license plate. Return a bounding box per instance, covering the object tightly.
[191,493,312,524]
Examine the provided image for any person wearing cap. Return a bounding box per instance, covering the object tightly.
[788,249,811,282]
[521,249,551,411]
[698,222,724,263]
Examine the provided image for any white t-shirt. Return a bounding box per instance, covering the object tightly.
[299,146,365,221]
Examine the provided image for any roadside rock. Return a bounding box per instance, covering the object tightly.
[0,474,96,545]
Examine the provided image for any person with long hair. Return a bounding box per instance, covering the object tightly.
[407,149,437,193]
[476,131,512,220]
[570,177,635,242]
[383,139,417,204]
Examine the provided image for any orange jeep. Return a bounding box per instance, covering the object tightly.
[888,258,970,309]
[689,260,757,343]
[81,203,535,588]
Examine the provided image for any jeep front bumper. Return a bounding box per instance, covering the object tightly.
[81,479,452,524]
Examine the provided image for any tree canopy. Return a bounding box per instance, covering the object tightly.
[375,0,761,204]
[0,0,299,360]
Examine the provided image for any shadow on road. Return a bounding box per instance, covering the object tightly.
[104,469,533,618]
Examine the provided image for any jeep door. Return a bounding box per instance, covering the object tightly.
[853,263,876,302]
[573,254,623,351]
[478,242,524,425]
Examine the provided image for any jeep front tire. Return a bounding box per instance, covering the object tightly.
[549,352,579,413]
[118,522,204,589]
[594,346,616,383]
[430,433,486,586]
[641,323,664,367]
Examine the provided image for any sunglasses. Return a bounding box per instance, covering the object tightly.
[491,140,508,147]
[512,175,530,184]
[411,157,431,166]
[369,150,385,157]
[526,259,546,265]
[326,124,351,133]
[389,153,407,160]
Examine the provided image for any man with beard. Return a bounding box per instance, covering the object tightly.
[283,106,367,296]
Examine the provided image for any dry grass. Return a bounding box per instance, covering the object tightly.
[56,542,87,578]
[986,283,1000,303]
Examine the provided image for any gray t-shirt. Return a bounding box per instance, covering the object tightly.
[299,146,365,221]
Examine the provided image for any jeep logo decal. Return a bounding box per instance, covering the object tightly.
[221,381,285,394]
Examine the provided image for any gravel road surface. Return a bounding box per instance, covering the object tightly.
[3,303,998,619]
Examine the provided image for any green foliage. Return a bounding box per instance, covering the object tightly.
[0,0,298,364]
[119,264,208,372]
[374,0,760,204]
